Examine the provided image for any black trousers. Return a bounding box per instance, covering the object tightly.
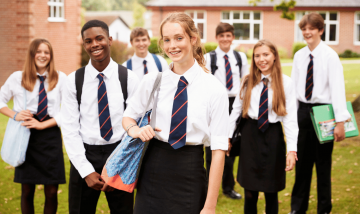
[205,97,236,192]
[291,102,333,214]
[69,142,134,214]
[244,189,278,214]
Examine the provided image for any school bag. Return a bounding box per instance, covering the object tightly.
[75,64,128,110]
[126,53,162,72]
[209,50,242,77]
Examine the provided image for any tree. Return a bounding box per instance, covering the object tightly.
[82,0,112,11]
[132,1,146,28]
[249,0,296,20]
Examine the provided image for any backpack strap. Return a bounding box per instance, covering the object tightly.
[75,66,86,109]
[151,54,162,72]
[209,51,218,75]
[126,59,132,70]
[118,64,128,110]
[233,50,243,78]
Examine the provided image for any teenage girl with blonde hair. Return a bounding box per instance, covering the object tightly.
[122,12,229,214]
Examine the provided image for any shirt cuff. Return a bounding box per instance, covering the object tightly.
[335,111,351,123]
[0,102,8,110]
[53,114,62,127]
[287,143,297,153]
[210,136,228,151]
[77,162,96,179]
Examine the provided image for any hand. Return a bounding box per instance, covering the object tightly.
[21,118,44,130]
[334,122,345,142]
[129,125,162,142]
[200,207,216,214]
[225,138,232,157]
[101,183,115,192]
[84,172,105,191]
[15,110,33,121]
[285,152,297,171]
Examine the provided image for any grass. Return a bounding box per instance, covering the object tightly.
[0,62,359,214]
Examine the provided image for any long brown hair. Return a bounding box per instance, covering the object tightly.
[158,12,208,72]
[240,39,287,117]
[22,38,58,92]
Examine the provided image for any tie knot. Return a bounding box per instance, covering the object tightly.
[143,60,147,65]
[178,76,188,87]
[38,75,46,82]
[262,78,269,86]
[97,73,104,81]
[310,54,313,59]
[224,55,229,60]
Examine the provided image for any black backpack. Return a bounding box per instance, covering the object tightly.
[209,50,243,78]
[75,64,128,110]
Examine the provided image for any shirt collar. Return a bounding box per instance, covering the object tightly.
[305,40,323,59]
[36,71,48,77]
[168,59,200,86]
[87,58,117,80]
[133,51,151,62]
[261,73,272,83]
[215,46,233,58]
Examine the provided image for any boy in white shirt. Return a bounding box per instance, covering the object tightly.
[122,27,168,80]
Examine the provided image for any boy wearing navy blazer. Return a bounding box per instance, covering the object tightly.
[204,22,249,200]
[61,20,139,214]
[290,12,351,214]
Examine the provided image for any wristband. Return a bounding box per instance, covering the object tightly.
[13,112,18,120]
[126,124,137,135]
[287,151,298,161]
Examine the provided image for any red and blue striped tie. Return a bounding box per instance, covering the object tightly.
[258,78,269,132]
[305,54,313,100]
[169,76,188,149]
[143,60,148,75]
[97,73,113,141]
[37,76,48,121]
[224,54,233,90]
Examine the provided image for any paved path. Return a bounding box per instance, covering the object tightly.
[281,59,360,67]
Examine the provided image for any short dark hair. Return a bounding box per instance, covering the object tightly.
[299,12,324,31]
[130,27,150,42]
[81,20,109,38]
[216,23,234,36]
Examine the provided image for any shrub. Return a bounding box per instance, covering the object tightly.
[148,37,160,54]
[81,46,90,67]
[339,49,360,58]
[292,42,307,57]
[246,48,253,59]
[277,47,289,59]
[204,42,218,53]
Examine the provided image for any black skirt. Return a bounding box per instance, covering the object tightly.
[14,116,66,184]
[134,138,207,214]
[237,118,286,193]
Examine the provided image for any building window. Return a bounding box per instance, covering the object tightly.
[186,11,206,42]
[295,11,339,45]
[48,0,65,22]
[355,12,360,45]
[221,11,262,43]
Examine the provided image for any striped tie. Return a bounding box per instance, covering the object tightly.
[143,60,148,75]
[305,54,314,100]
[224,54,233,90]
[169,76,188,149]
[258,78,269,132]
[97,73,113,141]
[37,76,48,121]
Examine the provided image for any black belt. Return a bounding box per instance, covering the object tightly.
[298,101,327,110]
[83,140,121,151]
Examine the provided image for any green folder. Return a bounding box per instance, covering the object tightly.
[310,101,359,143]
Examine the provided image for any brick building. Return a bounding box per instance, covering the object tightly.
[0,0,82,86]
[146,0,360,57]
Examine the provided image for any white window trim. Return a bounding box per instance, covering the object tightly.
[186,10,207,42]
[354,12,360,45]
[221,11,262,44]
[48,0,66,22]
[294,11,339,45]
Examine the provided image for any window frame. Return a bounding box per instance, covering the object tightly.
[48,0,65,22]
[185,10,207,42]
[220,11,262,44]
[354,12,360,45]
[294,11,340,45]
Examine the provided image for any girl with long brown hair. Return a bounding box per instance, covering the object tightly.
[229,39,298,214]
[122,12,228,214]
[0,38,66,214]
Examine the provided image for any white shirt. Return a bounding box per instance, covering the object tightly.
[61,59,139,178]
[291,41,350,122]
[229,74,298,152]
[0,71,66,126]
[122,51,169,80]
[205,47,249,97]
[123,60,229,151]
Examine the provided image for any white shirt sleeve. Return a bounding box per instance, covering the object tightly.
[228,91,244,138]
[53,71,66,127]
[239,52,249,77]
[0,73,16,110]
[291,54,300,110]
[204,53,211,72]
[61,72,95,178]
[125,70,140,106]
[158,55,169,71]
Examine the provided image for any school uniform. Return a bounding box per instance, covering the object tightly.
[204,47,249,193]
[290,41,350,214]
[61,59,139,214]
[122,51,168,80]
[0,71,67,184]
[123,60,229,214]
[229,73,298,213]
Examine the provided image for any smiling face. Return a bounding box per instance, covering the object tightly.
[82,27,112,64]
[162,22,195,66]
[34,43,51,74]
[216,31,235,53]
[253,45,275,76]
[301,23,323,50]
[131,35,150,58]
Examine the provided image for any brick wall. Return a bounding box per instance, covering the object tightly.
[0,0,81,86]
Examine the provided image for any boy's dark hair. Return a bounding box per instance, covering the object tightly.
[216,23,234,36]
[81,20,109,38]
[130,27,150,42]
[299,12,324,31]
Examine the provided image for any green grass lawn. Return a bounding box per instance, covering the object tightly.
[0,62,359,214]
